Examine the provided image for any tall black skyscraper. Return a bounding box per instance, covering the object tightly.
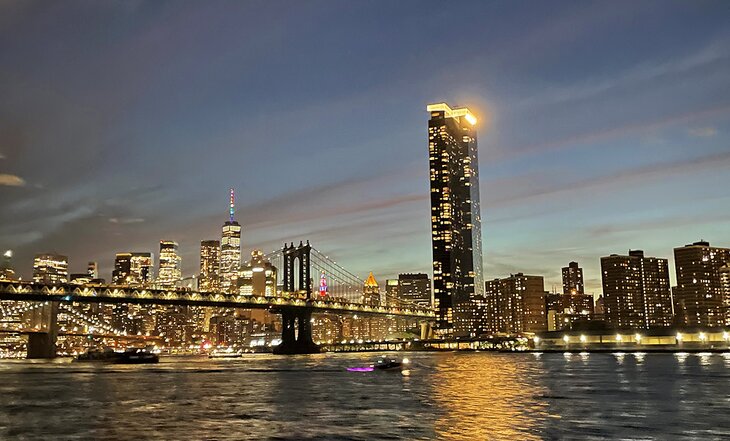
[427,103,484,337]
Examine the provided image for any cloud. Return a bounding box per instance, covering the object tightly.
[108,217,145,224]
[688,127,717,138]
[0,173,25,186]
[485,150,730,210]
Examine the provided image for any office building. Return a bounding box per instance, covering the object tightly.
[385,279,399,306]
[483,274,546,334]
[363,272,380,305]
[427,102,484,337]
[398,273,432,307]
[33,253,69,284]
[600,250,672,329]
[112,253,132,285]
[238,249,277,297]
[112,252,153,286]
[199,240,221,292]
[87,261,98,279]
[0,250,15,280]
[673,241,730,327]
[157,241,181,288]
[221,188,242,293]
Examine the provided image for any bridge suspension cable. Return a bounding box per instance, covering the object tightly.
[265,245,430,311]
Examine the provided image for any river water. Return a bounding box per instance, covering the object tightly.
[0,351,728,440]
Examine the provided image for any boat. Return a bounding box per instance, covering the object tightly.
[373,356,407,371]
[347,356,410,372]
[208,349,243,359]
[118,348,159,364]
[75,348,119,362]
[75,347,159,364]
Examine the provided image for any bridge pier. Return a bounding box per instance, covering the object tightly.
[274,309,320,355]
[27,301,59,359]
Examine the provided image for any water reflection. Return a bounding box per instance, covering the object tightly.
[0,352,728,439]
[431,354,547,440]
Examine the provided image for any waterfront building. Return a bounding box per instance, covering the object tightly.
[221,188,242,293]
[0,250,15,280]
[113,252,153,286]
[238,249,277,297]
[199,240,221,292]
[157,241,181,288]
[483,274,546,334]
[673,241,730,327]
[427,102,484,338]
[600,250,672,329]
[363,272,380,306]
[718,264,730,326]
[32,253,68,284]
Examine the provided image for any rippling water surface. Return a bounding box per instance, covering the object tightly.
[0,352,729,440]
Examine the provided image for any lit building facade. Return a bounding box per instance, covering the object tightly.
[721,264,730,326]
[238,249,277,296]
[113,252,153,286]
[0,250,15,281]
[87,261,98,279]
[199,240,221,292]
[385,279,399,307]
[673,241,730,327]
[600,250,673,329]
[397,273,432,307]
[157,241,181,288]
[562,261,584,295]
[483,274,546,335]
[33,253,68,284]
[112,253,132,285]
[427,102,484,337]
[221,189,241,293]
[363,272,380,305]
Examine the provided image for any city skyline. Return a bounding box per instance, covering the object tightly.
[2,1,730,295]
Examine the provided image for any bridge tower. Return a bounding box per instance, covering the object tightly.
[275,241,319,354]
[282,241,312,298]
[27,301,59,358]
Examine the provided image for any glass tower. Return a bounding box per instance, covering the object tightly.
[427,102,484,337]
[221,188,241,293]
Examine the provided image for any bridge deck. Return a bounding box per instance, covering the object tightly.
[0,282,435,319]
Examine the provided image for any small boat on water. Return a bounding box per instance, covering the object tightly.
[373,357,407,371]
[347,356,410,372]
[119,348,159,364]
[208,349,243,359]
[75,348,159,364]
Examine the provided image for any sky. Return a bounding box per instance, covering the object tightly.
[1,0,729,295]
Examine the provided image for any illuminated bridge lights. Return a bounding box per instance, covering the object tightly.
[0,281,435,319]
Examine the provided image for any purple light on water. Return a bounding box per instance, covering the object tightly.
[347,366,374,372]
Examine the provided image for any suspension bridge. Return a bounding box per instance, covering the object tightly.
[0,241,434,357]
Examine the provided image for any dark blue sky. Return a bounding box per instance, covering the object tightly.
[1,0,729,294]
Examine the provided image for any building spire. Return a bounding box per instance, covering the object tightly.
[229,187,235,222]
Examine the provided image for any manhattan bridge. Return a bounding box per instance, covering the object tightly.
[0,241,434,357]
